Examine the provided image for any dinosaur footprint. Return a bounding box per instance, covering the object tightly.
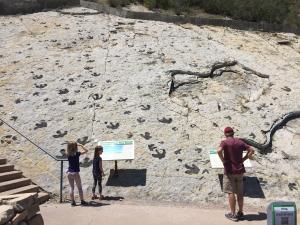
[89,93,103,100]
[137,117,145,123]
[33,75,43,79]
[58,88,69,94]
[174,149,182,155]
[140,132,152,140]
[77,136,90,145]
[106,122,120,129]
[34,120,47,130]
[1,135,17,144]
[140,104,150,110]
[53,130,68,138]
[158,117,172,124]
[152,149,166,159]
[35,83,47,89]
[68,100,76,105]
[148,144,157,151]
[195,148,202,153]
[118,97,128,102]
[184,164,200,175]
[288,183,298,191]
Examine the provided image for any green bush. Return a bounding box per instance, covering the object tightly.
[201,0,292,24]
[108,0,131,7]
[101,0,300,28]
[144,0,156,9]
[156,0,170,9]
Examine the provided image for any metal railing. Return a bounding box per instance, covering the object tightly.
[0,118,67,203]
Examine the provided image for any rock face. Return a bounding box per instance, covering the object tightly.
[0,193,44,225]
[0,7,300,208]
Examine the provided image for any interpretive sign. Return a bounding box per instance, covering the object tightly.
[98,140,134,161]
[267,202,297,225]
[209,149,252,168]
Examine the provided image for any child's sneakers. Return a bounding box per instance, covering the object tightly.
[81,200,88,206]
[71,201,76,207]
[91,195,98,200]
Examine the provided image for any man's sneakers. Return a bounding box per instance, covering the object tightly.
[225,213,238,222]
[225,212,245,222]
[237,211,245,220]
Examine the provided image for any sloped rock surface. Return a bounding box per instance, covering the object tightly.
[0,7,299,208]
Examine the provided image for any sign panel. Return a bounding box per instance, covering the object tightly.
[267,202,297,225]
[274,206,296,225]
[209,149,252,168]
[98,140,134,161]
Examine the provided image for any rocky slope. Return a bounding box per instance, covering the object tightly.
[0,7,299,208]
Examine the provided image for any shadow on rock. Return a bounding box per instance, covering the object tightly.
[218,175,265,198]
[106,169,147,187]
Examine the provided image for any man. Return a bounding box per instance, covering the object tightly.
[217,127,254,221]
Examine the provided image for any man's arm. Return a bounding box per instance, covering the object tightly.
[242,146,255,162]
[217,146,225,163]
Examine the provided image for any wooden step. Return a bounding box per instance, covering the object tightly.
[0,158,7,165]
[0,178,31,192]
[37,192,50,205]
[0,184,39,195]
[0,171,23,182]
[0,164,14,173]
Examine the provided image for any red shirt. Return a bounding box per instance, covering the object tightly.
[220,137,249,175]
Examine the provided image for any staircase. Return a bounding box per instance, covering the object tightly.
[0,158,50,204]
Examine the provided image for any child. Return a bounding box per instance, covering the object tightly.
[92,145,104,200]
[66,141,88,206]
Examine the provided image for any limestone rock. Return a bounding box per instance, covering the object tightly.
[0,7,300,209]
[27,214,44,225]
[0,194,38,213]
[0,205,15,225]
[11,210,28,225]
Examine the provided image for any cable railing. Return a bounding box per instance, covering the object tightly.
[0,118,67,203]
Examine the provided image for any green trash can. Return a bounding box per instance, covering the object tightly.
[267,201,297,225]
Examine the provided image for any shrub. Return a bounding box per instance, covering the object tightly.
[108,0,131,7]
[144,0,156,9]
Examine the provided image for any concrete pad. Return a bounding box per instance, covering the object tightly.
[40,202,278,225]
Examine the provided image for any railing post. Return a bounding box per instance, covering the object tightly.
[60,161,63,203]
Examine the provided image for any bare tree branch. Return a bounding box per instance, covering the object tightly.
[167,60,270,96]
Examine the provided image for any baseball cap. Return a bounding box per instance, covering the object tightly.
[224,127,234,133]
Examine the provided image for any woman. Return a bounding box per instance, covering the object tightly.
[66,141,88,206]
[92,145,104,200]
